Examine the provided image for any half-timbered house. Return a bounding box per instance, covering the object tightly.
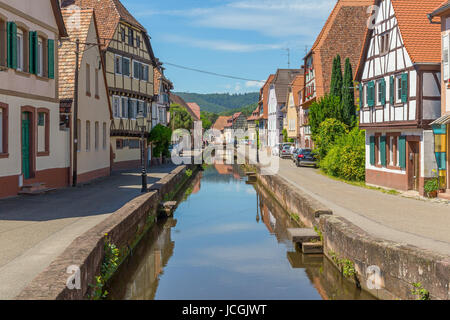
[0,0,68,198]
[428,1,450,200]
[64,0,157,170]
[357,0,442,195]
[301,0,374,129]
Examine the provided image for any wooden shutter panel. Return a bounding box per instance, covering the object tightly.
[390,76,394,105]
[401,73,408,103]
[381,78,386,105]
[359,83,363,109]
[370,136,376,165]
[47,39,54,79]
[399,136,406,169]
[7,22,17,69]
[29,31,37,74]
[380,136,386,166]
[368,81,375,107]
[7,22,11,67]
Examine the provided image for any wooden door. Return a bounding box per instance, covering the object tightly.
[22,112,31,179]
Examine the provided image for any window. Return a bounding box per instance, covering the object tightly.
[443,34,449,81]
[86,121,90,151]
[396,75,402,103]
[133,60,140,79]
[37,38,43,77]
[130,99,138,119]
[95,68,99,98]
[122,57,130,77]
[396,137,400,167]
[122,97,128,118]
[389,136,394,166]
[113,96,120,118]
[129,139,140,149]
[121,28,126,42]
[377,82,382,105]
[77,119,81,152]
[16,29,23,71]
[37,110,49,155]
[95,122,99,150]
[136,35,141,48]
[86,63,91,95]
[128,28,133,46]
[137,100,144,116]
[380,32,390,55]
[116,139,123,150]
[103,122,107,150]
[115,55,122,74]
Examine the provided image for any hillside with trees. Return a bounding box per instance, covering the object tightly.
[173,92,259,113]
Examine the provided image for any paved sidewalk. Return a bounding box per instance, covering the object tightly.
[0,164,176,300]
[276,158,450,256]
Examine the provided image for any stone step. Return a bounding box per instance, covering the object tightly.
[302,242,323,254]
[287,251,323,268]
[438,191,450,201]
[19,187,55,195]
[287,228,321,244]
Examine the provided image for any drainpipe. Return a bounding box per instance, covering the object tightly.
[72,39,79,187]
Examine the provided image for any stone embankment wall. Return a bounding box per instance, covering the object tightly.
[17,165,195,300]
[256,170,450,300]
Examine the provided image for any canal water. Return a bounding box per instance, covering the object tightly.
[108,165,375,300]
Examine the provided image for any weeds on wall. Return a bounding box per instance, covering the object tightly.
[411,282,430,300]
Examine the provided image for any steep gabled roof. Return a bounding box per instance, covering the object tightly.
[186,102,201,121]
[212,116,232,131]
[63,0,146,48]
[290,73,305,106]
[170,94,200,121]
[51,0,68,37]
[59,8,93,100]
[259,74,275,120]
[271,69,302,105]
[391,0,442,64]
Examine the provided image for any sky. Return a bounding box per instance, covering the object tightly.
[123,0,336,94]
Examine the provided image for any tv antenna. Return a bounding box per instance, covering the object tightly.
[284,48,291,68]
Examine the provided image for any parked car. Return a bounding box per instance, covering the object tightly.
[295,149,318,167]
[280,145,292,158]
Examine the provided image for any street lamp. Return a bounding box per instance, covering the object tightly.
[136,114,148,193]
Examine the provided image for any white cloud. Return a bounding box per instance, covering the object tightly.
[163,34,284,52]
[137,0,335,38]
[245,80,263,88]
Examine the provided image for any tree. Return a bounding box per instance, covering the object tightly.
[148,124,172,158]
[329,57,337,97]
[309,94,342,139]
[169,104,194,131]
[314,118,348,160]
[332,55,343,100]
[341,58,356,128]
[200,111,218,130]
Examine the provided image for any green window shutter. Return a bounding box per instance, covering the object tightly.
[401,73,408,103]
[380,136,386,166]
[7,22,17,69]
[47,39,55,79]
[368,81,375,107]
[399,136,406,169]
[370,136,376,165]
[7,22,11,67]
[29,31,37,74]
[390,76,394,105]
[381,79,386,105]
[359,83,363,109]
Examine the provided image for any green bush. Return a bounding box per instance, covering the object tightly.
[321,127,365,182]
[148,124,172,158]
[314,118,348,160]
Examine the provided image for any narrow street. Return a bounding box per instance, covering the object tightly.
[276,158,450,256]
[0,164,176,300]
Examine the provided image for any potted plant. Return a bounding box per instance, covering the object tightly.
[424,170,440,198]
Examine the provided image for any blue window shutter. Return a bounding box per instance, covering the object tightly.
[370,136,375,165]
[401,73,408,103]
[47,39,55,79]
[399,136,406,169]
[380,136,386,166]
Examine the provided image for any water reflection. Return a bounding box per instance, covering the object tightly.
[108,165,375,300]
